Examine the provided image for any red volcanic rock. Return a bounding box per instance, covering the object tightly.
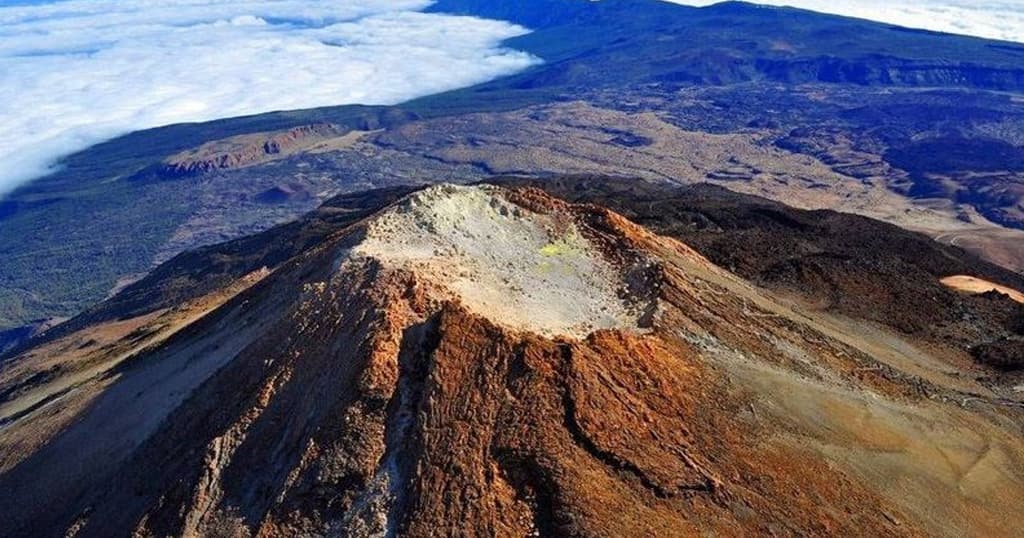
[0,185,1022,537]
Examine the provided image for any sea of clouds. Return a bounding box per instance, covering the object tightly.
[671,0,1024,44]
[0,0,539,195]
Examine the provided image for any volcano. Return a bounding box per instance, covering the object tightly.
[1,183,1023,537]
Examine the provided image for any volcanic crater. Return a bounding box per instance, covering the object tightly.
[348,184,659,338]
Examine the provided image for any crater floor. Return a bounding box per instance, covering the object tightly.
[353,184,648,338]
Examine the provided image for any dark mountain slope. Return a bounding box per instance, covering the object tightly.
[431,0,1024,90]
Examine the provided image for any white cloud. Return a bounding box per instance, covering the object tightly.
[667,0,1024,44]
[0,0,540,195]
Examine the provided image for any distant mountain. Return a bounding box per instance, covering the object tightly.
[2,179,1022,536]
[429,0,1024,89]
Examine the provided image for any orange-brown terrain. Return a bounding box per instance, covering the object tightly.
[1,183,1023,537]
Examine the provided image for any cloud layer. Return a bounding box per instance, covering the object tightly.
[0,0,539,195]
[669,0,1024,44]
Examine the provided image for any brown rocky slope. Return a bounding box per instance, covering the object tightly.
[0,184,1023,537]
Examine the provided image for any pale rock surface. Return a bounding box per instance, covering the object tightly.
[353,184,644,338]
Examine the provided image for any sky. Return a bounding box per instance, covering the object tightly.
[668,1,1024,44]
[0,0,539,195]
[3,1,1024,196]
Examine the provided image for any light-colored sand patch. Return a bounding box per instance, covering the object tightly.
[940,275,1024,304]
[352,184,646,338]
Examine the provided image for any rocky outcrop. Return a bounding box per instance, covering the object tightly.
[160,123,345,177]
